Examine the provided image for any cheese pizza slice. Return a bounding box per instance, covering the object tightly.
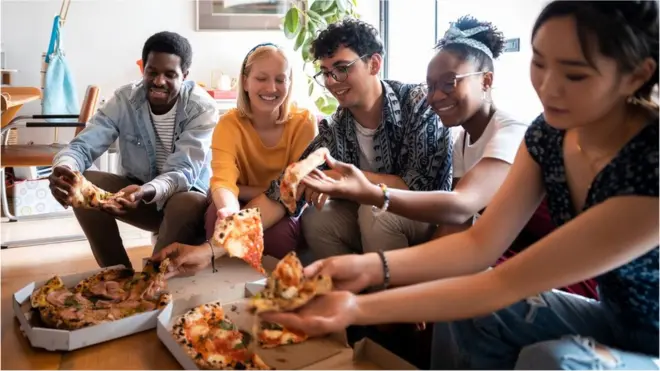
[211,208,266,274]
[248,251,332,314]
[280,147,330,214]
[257,321,308,349]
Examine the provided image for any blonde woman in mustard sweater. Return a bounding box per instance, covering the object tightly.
[152,43,317,277]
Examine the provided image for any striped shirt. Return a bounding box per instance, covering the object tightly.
[143,102,177,204]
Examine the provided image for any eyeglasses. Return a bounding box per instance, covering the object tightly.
[313,55,368,87]
[427,71,486,95]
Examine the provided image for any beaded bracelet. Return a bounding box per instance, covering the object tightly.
[371,183,391,217]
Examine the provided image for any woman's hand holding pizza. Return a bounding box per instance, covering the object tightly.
[259,290,359,338]
[304,253,384,293]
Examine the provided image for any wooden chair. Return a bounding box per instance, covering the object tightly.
[1,85,99,248]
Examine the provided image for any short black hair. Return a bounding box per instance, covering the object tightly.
[311,17,385,60]
[532,0,659,103]
[142,31,193,72]
[435,15,505,73]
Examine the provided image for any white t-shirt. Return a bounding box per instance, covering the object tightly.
[354,121,378,172]
[451,110,528,179]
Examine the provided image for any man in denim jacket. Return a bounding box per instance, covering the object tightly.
[49,31,219,269]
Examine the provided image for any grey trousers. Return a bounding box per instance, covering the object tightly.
[300,200,434,259]
[73,171,208,269]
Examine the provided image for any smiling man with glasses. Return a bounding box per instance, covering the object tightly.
[252,18,453,261]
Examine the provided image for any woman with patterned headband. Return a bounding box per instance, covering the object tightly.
[152,43,317,276]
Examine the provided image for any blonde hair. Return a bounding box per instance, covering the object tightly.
[236,44,294,124]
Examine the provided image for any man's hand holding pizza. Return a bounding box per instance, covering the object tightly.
[48,165,77,208]
[151,242,227,280]
[102,184,155,216]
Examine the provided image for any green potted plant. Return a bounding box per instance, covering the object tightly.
[282,0,359,115]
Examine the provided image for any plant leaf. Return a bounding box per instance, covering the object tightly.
[336,0,347,13]
[308,78,315,97]
[294,29,307,51]
[321,0,335,12]
[306,9,327,27]
[283,7,300,38]
[315,96,327,110]
[320,98,339,115]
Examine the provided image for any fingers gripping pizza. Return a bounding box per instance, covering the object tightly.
[30,259,172,330]
[70,171,126,209]
[211,208,266,274]
[279,148,330,214]
[172,302,270,370]
[248,251,332,315]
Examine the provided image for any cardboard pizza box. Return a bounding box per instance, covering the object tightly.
[157,277,417,370]
[12,265,164,352]
[140,255,278,303]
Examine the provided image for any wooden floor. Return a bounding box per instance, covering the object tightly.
[0,215,181,369]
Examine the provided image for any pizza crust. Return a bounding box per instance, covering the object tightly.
[280,147,330,213]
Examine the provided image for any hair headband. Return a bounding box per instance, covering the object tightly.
[242,42,280,72]
[441,25,493,59]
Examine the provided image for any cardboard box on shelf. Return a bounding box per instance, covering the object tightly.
[12,265,163,352]
[157,276,418,370]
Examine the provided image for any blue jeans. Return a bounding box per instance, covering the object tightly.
[431,290,659,369]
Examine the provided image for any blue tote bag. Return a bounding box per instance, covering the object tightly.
[42,15,79,119]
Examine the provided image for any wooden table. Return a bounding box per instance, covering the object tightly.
[1,245,264,370]
[1,86,41,129]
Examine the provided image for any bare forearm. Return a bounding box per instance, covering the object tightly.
[355,269,509,325]
[238,185,267,203]
[211,188,240,213]
[245,194,286,230]
[363,171,408,190]
[362,230,502,287]
[360,184,474,225]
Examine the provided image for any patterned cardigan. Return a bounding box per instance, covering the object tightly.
[265,79,453,217]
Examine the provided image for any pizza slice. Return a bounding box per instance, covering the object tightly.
[211,208,266,274]
[280,147,330,214]
[248,251,332,315]
[70,171,126,209]
[172,302,270,370]
[257,321,308,349]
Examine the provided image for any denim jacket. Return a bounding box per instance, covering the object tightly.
[53,80,219,210]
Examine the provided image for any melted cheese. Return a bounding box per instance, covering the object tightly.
[206,353,228,365]
[262,329,300,344]
[225,239,247,258]
[281,286,298,299]
[189,324,209,339]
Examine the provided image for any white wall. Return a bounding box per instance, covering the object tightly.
[1,0,380,144]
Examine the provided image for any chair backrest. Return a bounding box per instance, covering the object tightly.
[75,85,99,136]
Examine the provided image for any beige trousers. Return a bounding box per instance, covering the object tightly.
[300,200,434,259]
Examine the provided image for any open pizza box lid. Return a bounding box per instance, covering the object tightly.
[12,265,163,352]
[157,276,417,370]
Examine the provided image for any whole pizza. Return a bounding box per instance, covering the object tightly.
[30,259,172,330]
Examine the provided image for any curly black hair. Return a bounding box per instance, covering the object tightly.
[142,31,193,72]
[533,0,659,104]
[311,17,385,60]
[435,15,505,73]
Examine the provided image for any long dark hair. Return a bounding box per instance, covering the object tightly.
[532,1,659,108]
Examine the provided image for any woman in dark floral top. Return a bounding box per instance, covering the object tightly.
[258,1,659,369]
